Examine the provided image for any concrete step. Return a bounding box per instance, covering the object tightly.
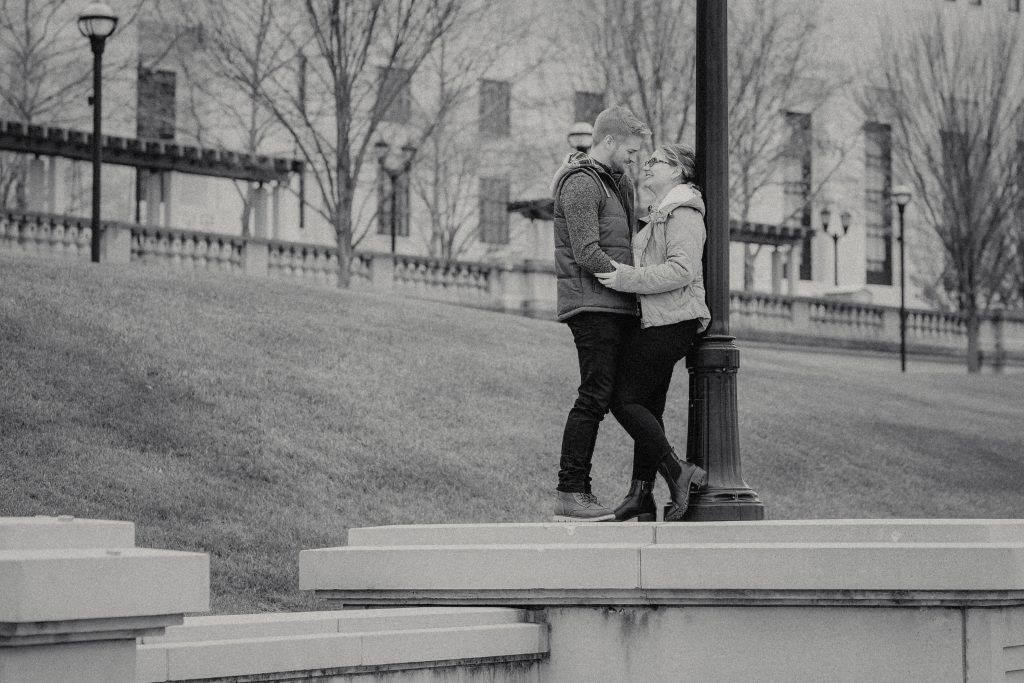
[136,608,547,683]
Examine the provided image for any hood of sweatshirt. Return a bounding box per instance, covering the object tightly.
[646,183,705,222]
[549,152,616,198]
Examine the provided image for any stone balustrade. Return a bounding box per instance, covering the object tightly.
[0,208,93,260]
[132,227,245,273]
[1,209,1021,366]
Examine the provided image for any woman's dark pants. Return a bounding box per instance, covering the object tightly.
[611,319,701,482]
[558,312,637,493]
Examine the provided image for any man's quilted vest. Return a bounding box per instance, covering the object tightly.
[552,166,637,321]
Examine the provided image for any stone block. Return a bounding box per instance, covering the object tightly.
[0,548,209,622]
[360,624,548,667]
[347,523,656,547]
[161,633,362,681]
[0,638,136,683]
[300,545,641,591]
[640,542,1024,591]
[542,605,963,683]
[653,518,1024,545]
[0,516,133,550]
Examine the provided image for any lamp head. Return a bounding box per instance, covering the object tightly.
[820,206,832,233]
[892,185,913,208]
[78,2,118,40]
[840,210,852,234]
[374,140,389,163]
[566,121,594,153]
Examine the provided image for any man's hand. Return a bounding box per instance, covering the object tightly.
[595,260,624,291]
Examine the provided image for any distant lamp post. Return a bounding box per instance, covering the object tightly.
[820,206,850,286]
[78,2,118,264]
[892,185,913,373]
[567,122,594,153]
[374,140,416,254]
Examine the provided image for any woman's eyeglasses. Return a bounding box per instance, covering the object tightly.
[642,157,672,169]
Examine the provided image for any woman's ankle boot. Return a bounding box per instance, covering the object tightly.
[658,448,707,522]
[612,480,657,522]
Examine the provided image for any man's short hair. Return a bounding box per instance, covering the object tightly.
[592,106,651,144]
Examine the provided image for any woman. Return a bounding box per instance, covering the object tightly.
[595,143,712,522]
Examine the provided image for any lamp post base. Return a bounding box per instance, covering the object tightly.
[680,335,765,522]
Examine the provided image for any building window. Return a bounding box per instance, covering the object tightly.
[378,67,412,124]
[970,0,981,5]
[479,79,511,136]
[479,177,510,244]
[574,91,605,125]
[137,68,177,141]
[783,111,813,280]
[377,168,410,238]
[1011,0,1020,12]
[864,122,893,285]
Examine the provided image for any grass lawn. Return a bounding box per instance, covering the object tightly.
[2,253,1024,613]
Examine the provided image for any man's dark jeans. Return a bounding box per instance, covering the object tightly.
[558,312,637,493]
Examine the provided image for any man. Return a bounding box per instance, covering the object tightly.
[550,106,651,521]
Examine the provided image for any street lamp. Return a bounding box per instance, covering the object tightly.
[820,206,850,287]
[892,185,913,372]
[374,140,416,254]
[78,2,118,264]
[566,122,593,153]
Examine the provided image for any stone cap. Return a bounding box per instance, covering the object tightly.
[0,516,134,550]
[136,608,547,682]
[0,548,209,624]
[301,520,1024,607]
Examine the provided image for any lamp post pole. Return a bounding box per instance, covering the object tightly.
[684,0,764,522]
[78,3,118,264]
[89,37,104,263]
[893,186,912,373]
[374,141,416,255]
[821,208,851,287]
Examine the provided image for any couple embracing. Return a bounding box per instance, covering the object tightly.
[551,105,711,523]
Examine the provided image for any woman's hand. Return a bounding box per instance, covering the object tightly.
[595,260,627,291]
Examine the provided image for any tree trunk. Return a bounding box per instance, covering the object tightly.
[965,312,981,373]
[333,200,354,289]
[743,244,756,291]
[240,186,253,237]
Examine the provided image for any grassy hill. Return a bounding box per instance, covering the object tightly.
[3,254,1024,614]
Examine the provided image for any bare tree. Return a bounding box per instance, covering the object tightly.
[161,0,292,236]
[0,0,141,208]
[581,0,697,148]
[728,0,844,290]
[864,9,1024,372]
[403,4,547,260]
[249,0,461,287]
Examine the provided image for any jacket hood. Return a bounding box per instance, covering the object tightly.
[657,183,705,217]
[550,152,613,197]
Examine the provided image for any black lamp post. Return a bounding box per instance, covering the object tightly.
[820,207,851,286]
[684,0,764,522]
[78,2,119,264]
[567,122,594,153]
[892,185,913,372]
[374,140,416,254]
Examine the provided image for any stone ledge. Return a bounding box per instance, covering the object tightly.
[309,588,1024,608]
[0,516,134,550]
[137,622,548,682]
[346,523,656,547]
[0,549,209,623]
[300,545,642,592]
[344,519,1024,547]
[141,607,529,644]
[303,520,1024,608]
[0,614,183,647]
